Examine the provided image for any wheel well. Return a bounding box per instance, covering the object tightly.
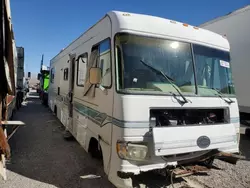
[88,137,103,159]
[54,105,57,114]
[88,137,98,153]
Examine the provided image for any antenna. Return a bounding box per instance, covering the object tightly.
[40,54,44,72]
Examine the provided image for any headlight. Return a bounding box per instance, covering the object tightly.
[116,141,148,161]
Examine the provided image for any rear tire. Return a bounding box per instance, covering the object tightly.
[54,106,57,117]
[63,130,74,141]
[16,94,20,110]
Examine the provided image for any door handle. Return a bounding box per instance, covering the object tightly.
[68,92,73,102]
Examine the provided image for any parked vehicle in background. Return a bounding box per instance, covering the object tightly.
[16,47,25,109]
[200,5,250,121]
[23,78,29,94]
[37,54,50,105]
[37,65,50,106]
[48,11,240,188]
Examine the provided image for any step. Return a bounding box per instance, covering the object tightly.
[1,121,25,126]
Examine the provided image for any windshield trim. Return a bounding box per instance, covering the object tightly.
[113,32,236,98]
[191,44,198,95]
[116,29,230,51]
[115,89,236,98]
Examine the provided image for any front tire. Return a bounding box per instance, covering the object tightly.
[203,157,215,168]
[88,138,103,160]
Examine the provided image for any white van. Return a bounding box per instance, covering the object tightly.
[48,11,240,188]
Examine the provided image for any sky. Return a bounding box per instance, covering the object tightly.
[10,0,249,74]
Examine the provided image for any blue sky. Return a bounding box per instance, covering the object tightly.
[11,0,249,74]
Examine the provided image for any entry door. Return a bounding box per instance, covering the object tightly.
[68,54,76,118]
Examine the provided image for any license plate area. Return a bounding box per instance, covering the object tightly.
[152,124,237,156]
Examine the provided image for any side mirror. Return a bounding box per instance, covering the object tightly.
[28,72,31,78]
[37,73,41,80]
[89,67,101,84]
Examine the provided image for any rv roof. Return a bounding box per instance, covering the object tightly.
[108,11,229,50]
[51,11,230,63]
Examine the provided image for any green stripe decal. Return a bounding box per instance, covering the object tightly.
[73,101,149,128]
[73,102,109,126]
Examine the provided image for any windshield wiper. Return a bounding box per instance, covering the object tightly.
[211,88,234,104]
[140,60,190,104]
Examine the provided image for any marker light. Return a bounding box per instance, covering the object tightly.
[122,13,130,16]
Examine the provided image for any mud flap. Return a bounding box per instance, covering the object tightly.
[215,152,246,165]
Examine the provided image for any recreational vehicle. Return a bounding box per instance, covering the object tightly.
[48,11,240,187]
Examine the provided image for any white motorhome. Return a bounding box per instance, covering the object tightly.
[48,11,240,187]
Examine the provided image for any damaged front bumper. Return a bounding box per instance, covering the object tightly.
[117,150,245,179]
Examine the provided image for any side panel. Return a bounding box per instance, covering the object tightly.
[48,60,63,117]
[57,55,70,127]
[73,19,114,176]
[49,16,114,175]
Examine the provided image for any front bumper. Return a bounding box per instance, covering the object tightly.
[116,143,239,175]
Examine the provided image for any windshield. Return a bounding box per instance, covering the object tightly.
[115,33,196,95]
[193,44,235,96]
[115,33,235,97]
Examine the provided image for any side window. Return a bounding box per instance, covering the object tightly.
[93,39,111,87]
[63,68,68,80]
[77,53,88,86]
[50,68,55,83]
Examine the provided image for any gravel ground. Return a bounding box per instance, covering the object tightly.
[0,91,250,188]
[191,135,250,188]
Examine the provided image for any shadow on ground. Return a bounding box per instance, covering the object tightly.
[239,134,250,160]
[3,97,114,188]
